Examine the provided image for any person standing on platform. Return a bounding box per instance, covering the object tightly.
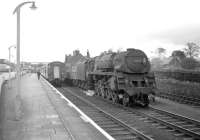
[37,71,41,80]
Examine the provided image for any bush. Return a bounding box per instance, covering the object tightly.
[181,58,198,69]
[156,78,200,98]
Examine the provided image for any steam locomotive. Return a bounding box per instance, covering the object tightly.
[65,49,157,107]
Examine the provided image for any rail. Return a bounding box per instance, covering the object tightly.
[61,86,200,139]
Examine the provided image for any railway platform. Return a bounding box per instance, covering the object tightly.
[0,73,108,140]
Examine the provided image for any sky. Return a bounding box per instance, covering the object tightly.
[1,0,200,63]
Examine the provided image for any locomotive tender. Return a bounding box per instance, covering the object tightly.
[40,61,66,87]
[65,48,157,107]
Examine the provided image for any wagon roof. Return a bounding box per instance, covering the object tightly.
[48,61,64,65]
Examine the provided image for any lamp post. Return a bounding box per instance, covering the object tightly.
[8,45,16,88]
[13,1,37,120]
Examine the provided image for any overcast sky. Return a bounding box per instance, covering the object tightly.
[1,0,200,62]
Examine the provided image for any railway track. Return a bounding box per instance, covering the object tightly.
[156,92,200,107]
[137,106,200,139]
[112,100,200,140]
[59,87,200,140]
[58,87,153,140]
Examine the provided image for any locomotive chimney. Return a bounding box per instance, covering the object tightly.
[65,55,68,63]
[87,49,90,58]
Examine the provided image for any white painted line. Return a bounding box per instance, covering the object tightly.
[42,77,115,140]
[80,115,90,123]
[60,95,66,99]
[67,102,74,107]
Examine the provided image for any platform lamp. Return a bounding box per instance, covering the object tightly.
[13,1,37,120]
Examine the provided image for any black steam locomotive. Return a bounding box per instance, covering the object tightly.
[65,49,157,107]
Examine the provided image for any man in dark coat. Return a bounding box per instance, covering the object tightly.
[37,71,41,80]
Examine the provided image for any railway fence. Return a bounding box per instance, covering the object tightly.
[154,70,200,83]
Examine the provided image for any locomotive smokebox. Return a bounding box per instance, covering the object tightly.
[113,48,150,73]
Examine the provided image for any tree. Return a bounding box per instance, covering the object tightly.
[169,50,186,67]
[181,58,198,69]
[156,47,166,57]
[150,57,164,70]
[117,48,123,53]
[107,48,113,53]
[100,51,107,56]
[184,42,200,58]
[171,50,186,59]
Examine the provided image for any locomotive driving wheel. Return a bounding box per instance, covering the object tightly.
[122,93,130,107]
[95,82,101,96]
[100,86,106,98]
[106,89,112,100]
[83,82,87,90]
[97,86,101,96]
[111,91,119,103]
[142,94,149,107]
[94,85,99,96]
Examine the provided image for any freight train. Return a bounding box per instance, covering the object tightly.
[40,61,66,87]
[64,49,157,107]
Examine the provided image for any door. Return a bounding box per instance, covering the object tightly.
[54,66,60,79]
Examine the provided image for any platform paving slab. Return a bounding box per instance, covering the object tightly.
[0,74,108,140]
